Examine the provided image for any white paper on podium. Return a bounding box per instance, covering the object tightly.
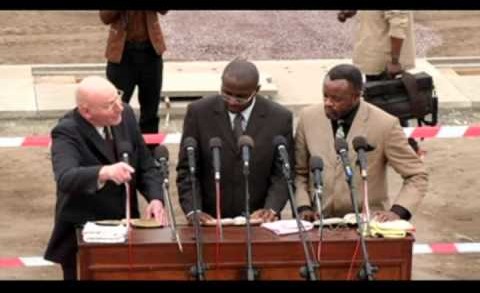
[261,219,314,235]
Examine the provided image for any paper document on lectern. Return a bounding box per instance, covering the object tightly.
[261,219,314,236]
[82,222,127,243]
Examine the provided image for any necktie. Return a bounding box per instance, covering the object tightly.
[233,113,244,141]
[104,126,117,160]
[336,119,346,139]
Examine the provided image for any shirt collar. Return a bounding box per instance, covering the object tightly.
[227,96,256,124]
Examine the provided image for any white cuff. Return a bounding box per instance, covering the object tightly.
[186,209,202,217]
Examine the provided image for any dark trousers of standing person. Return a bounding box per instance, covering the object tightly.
[366,74,420,154]
[61,258,77,280]
[57,225,78,280]
[106,41,163,150]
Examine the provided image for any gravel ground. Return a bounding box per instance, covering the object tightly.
[0,11,443,64]
[160,11,441,61]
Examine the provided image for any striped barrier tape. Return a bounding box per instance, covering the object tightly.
[0,126,480,148]
[1,242,479,268]
[0,132,183,148]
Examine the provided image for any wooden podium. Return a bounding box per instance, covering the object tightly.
[77,225,413,280]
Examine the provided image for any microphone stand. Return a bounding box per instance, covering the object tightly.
[214,178,223,241]
[122,153,133,275]
[312,185,325,271]
[189,170,206,280]
[312,186,324,232]
[344,174,377,281]
[242,160,258,281]
[123,153,131,231]
[160,168,183,252]
[282,164,318,281]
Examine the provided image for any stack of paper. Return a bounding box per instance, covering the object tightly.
[313,213,360,226]
[368,219,415,239]
[204,216,263,226]
[261,219,314,236]
[82,221,128,243]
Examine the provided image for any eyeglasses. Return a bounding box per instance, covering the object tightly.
[101,89,123,111]
[221,90,256,105]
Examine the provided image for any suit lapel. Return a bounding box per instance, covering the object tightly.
[315,107,337,168]
[245,96,267,140]
[346,100,370,164]
[111,124,127,162]
[73,110,116,163]
[213,96,238,151]
[347,100,369,143]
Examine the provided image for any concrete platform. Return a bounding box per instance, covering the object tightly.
[0,58,477,119]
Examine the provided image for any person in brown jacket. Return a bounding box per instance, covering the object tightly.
[295,64,427,223]
[100,11,168,151]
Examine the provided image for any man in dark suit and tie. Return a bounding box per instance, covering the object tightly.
[176,58,294,224]
[44,76,167,280]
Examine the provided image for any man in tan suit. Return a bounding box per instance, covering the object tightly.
[339,10,415,81]
[338,10,421,154]
[295,64,427,222]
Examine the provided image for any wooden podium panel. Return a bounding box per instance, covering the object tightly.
[77,226,413,280]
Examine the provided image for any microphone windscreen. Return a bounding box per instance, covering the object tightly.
[310,156,324,172]
[238,135,254,149]
[183,137,198,150]
[334,137,349,153]
[352,136,369,152]
[272,135,287,148]
[154,144,169,160]
[209,137,222,149]
[118,141,133,156]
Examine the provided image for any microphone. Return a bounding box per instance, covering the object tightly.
[183,136,206,280]
[183,137,198,175]
[209,137,222,181]
[334,137,353,179]
[352,136,375,180]
[274,140,318,279]
[273,135,291,173]
[238,135,256,280]
[153,144,169,182]
[118,141,133,229]
[118,141,132,164]
[154,144,183,252]
[238,135,254,171]
[309,156,324,192]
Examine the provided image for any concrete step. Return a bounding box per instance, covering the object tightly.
[0,58,477,119]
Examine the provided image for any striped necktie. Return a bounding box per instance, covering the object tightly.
[233,113,244,141]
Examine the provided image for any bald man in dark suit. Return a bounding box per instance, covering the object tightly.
[44,76,167,280]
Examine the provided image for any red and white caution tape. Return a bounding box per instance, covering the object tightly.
[1,126,480,148]
[403,125,480,139]
[413,242,480,255]
[1,242,479,268]
[0,132,183,148]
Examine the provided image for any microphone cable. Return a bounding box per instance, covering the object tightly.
[347,239,361,280]
[214,180,222,270]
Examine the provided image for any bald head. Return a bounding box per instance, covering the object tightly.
[222,58,259,87]
[76,76,117,107]
[75,76,124,127]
